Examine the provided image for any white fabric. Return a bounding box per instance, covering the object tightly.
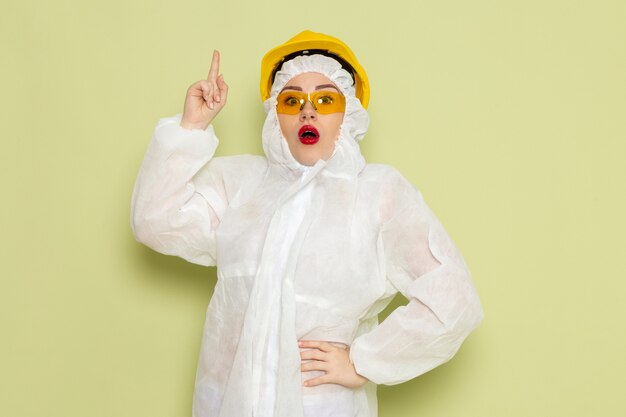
[130,55,483,417]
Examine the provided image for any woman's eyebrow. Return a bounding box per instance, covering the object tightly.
[279,84,340,93]
[280,85,302,92]
[315,84,340,91]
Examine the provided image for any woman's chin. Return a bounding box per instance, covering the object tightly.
[294,156,320,166]
[292,149,335,166]
[288,140,337,167]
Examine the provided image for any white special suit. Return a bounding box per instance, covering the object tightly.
[130,55,484,417]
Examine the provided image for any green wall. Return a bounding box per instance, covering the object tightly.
[2,0,625,416]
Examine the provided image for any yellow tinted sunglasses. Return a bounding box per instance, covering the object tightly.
[276,90,346,115]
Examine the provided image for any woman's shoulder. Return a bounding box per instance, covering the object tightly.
[360,163,425,219]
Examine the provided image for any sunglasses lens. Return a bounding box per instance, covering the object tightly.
[311,91,345,114]
[276,91,306,115]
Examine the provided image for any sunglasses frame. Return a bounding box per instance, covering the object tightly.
[276,90,346,115]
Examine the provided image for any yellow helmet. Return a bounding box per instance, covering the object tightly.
[260,30,370,109]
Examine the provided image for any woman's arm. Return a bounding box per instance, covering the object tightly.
[131,50,267,266]
[349,173,484,385]
[131,115,219,266]
[130,114,267,266]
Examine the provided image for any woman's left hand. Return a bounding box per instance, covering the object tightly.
[298,340,369,388]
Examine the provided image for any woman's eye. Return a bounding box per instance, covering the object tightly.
[279,94,301,106]
[317,95,334,105]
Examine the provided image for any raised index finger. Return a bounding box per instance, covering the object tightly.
[207,50,220,82]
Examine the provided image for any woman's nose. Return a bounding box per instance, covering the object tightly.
[299,100,317,121]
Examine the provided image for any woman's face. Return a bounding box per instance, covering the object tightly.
[276,72,345,166]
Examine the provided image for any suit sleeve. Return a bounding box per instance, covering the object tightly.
[130,114,265,266]
[349,177,484,385]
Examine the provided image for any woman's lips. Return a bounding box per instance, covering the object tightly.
[298,125,320,145]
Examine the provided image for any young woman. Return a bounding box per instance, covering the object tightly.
[131,30,483,417]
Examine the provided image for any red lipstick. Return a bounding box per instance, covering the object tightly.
[298,125,320,145]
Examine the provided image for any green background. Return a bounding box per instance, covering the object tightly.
[2,0,625,416]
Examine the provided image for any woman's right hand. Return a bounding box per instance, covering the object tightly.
[180,50,229,130]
